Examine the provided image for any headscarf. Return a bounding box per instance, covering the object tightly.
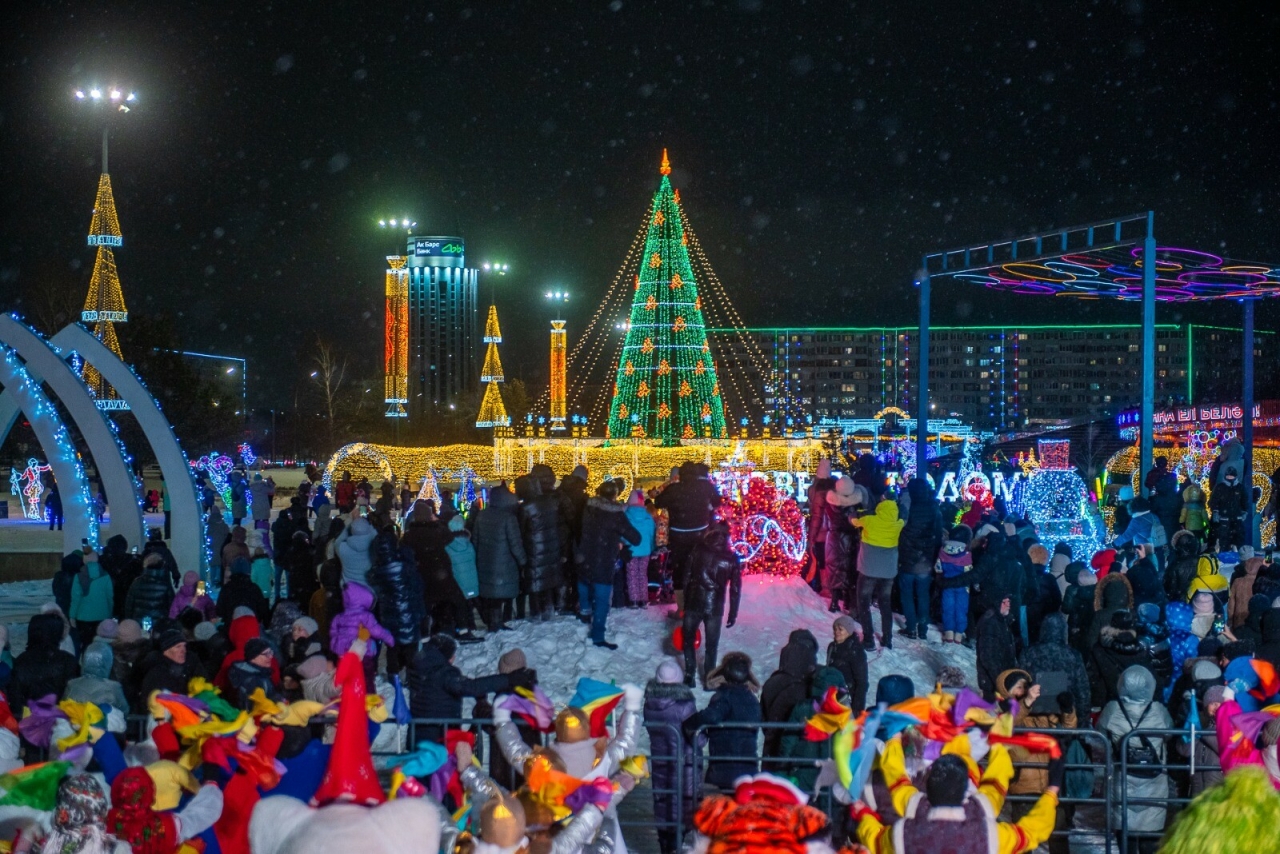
[106,767,178,854]
[36,773,116,854]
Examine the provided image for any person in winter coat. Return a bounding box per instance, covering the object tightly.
[684,651,762,790]
[69,552,114,649]
[1098,665,1171,845]
[137,629,204,706]
[1180,482,1208,542]
[9,612,79,713]
[221,525,251,575]
[96,534,130,614]
[1089,572,1134,652]
[63,640,128,712]
[1211,466,1249,549]
[553,466,590,610]
[623,490,657,607]
[1164,531,1202,603]
[1092,610,1158,708]
[367,529,428,675]
[976,597,1018,701]
[896,477,944,640]
[141,528,179,588]
[935,538,975,643]
[473,486,529,631]
[1048,542,1074,598]
[250,473,272,525]
[408,633,528,743]
[215,558,270,625]
[227,638,282,709]
[470,648,540,789]
[850,452,887,502]
[973,528,1028,631]
[1186,549,1231,607]
[53,551,83,620]
[1019,613,1092,717]
[1113,496,1166,550]
[679,522,742,686]
[402,501,472,636]
[282,529,316,606]
[644,658,698,854]
[516,475,565,619]
[826,615,868,713]
[328,581,394,685]
[780,666,849,793]
[1256,610,1280,674]
[1175,684,1227,798]
[215,613,280,691]
[575,481,641,649]
[205,510,230,581]
[445,514,482,626]
[335,515,377,592]
[1229,550,1266,629]
[851,498,904,649]
[1123,542,1166,610]
[823,477,869,611]
[123,554,174,625]
[807,458,835,595]
[760,629,819,757]
[654,461,722,612]
[168,571,215,622]
[1024,543,1063,637]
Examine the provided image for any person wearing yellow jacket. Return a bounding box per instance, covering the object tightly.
[851,736,1061,854]
[851,499,905,649]
[1185,550,1231,605]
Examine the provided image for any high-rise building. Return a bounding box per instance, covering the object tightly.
[403,235,479,419]
[710,323,1276,430]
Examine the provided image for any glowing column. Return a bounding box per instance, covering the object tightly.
[550,320,567,429]
[384,255,409,418]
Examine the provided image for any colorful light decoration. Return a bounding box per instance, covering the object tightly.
[714,471,807,576]
[605,150,726,443]
[238,443,257,467]
[384,256,409,419]
[1020,440,1103,561]
[190,452,236,511]
[81,166,130,410]
[550,320,567,429]
[476,305,510,428]
[10,458,52,520]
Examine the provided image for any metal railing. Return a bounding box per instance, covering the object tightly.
[1116,726,1221,854]
[690,720,836,819]
[1002,727,1115,854]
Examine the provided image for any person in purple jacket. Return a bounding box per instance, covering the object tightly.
[644,657,698,854]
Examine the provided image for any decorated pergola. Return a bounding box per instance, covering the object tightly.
[917,212,1280,536]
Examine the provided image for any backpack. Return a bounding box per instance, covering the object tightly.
[1118,701,1163,779]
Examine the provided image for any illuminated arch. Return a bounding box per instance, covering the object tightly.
[0,316,144,549]
[0,319,206,573]
[323,442,394,491]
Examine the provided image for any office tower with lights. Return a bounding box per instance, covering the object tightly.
[405,235,479,418]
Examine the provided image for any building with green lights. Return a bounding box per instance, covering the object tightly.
[709,324,1275,431]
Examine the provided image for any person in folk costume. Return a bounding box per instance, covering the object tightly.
[850,735,1062,854]
[493,684,643,853]
[454,739,645,854]
[690,773,867,854]
[32,773,124,854]
[105,765,223,854]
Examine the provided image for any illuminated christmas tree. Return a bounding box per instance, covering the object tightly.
[81,160,130,410]
[715,476,807,576]
[605,151,727,444]
[476,305,509,427]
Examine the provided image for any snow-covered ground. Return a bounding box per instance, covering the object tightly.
[0,579,60,656]
[453,574,976,706]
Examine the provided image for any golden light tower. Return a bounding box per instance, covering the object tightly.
[545,290,569,430]
[383,255,409,418]
[476,304,509,427]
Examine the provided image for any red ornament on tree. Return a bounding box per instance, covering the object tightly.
[715,477,807,576]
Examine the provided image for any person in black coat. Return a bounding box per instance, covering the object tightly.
[680,523,742,687]
[1091,609,1158,707]
[402,502,471,636]
[9,612,79,714]
[516,474,564,621]
[137,629,204,710]
[973,529,1027,621]
[141,529,180,588]
[897,477,944,640]
[683,651,761,791]
[52,552,83,619]
[408,634,531,743]
[975,596,1017,702]
[759,629,818,756]
[826,615,869,713]
[575,482,641,649]
[215,558,270,625]
[284,529,317,607]
[1122,543,1166,610]
[654,462,721,609]
[554,468,589,611]
[97,535,131,616]
[1018,612,1092,717]
[124,554,174,624]
[367,529,428,674]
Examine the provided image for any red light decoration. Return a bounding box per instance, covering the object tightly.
[716,476,807,576]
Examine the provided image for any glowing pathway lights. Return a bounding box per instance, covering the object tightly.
[10,459,52,520]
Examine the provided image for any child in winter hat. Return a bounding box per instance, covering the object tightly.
[935,538,973,644]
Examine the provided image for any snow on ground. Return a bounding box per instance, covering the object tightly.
[453,574,976,708]
[1,579,57,656]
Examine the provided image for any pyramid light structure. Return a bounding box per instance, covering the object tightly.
[605,150,726,442]
[476,305,509,427]
[81,156,130,410]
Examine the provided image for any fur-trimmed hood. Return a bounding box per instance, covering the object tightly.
[1094,572,1134,611]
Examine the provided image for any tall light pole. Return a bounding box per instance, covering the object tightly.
[545,291,569,431]
[377,218,415,441]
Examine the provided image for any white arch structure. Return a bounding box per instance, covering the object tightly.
[0,317,206,573]
[0,315,144,549]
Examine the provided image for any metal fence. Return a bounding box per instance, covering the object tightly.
[101,713,1220,852]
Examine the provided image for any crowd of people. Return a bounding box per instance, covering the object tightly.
[0,451,1277,853]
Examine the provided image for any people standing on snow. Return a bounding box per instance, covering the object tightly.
[823,476,868,615]
[679,522,742,687]
[576,480,641,649]
[474,485,528,633]
[851,497,904,650]
[654,462,721,616]
[516,472,566,621]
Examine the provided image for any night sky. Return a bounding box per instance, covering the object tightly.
[2,1,1279,409]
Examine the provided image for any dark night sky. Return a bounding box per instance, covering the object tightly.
[2,0,1279,410]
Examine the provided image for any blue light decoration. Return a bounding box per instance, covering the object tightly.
[10,458,51,520]
[238,442,257,467]
[190,452,236,512]
[1020,439,1103,561]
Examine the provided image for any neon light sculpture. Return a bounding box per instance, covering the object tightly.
[1022,439,1103,561]
[191,452,236,511]
[715,473,806,576]
[606,150,726,442]
[81,140,130,410]
[238,443,257,467]
[12,458,52,520]
[549,320,567,430]
[384,255,409,418]
[477,305,510,428]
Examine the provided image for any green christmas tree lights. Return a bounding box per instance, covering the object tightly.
[605,151,727,443]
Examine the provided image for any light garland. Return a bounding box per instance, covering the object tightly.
[81,171,130,410]
[476,305,510,428]
[10,458,52,520]
[384,256,409,418]
[714,471,807,575]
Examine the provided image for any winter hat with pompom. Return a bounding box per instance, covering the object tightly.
[655,658,684,684]
[95,619,118,641]
[498,649,527,675]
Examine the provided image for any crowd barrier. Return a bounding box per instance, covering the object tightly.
[104,714,1220,852]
